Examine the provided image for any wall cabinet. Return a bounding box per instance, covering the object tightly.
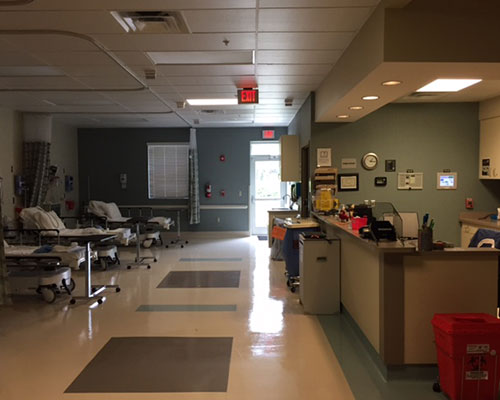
[280,135,300,182]
[479,117,500,179]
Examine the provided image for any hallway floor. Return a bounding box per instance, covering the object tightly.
[0,234,443,399]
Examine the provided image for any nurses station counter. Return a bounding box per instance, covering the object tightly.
[313,212,499,377]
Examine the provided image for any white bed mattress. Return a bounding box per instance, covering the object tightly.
[4,244,88,270]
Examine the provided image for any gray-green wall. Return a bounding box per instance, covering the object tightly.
[311,102,500,245]
[78,127,287,231]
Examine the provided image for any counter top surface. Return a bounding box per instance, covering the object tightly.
[313,213,500,254]
[283,218,319,229]
[459,212,500,230]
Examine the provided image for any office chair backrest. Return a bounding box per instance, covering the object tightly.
[399,212,419,239]
[469,228,500,249]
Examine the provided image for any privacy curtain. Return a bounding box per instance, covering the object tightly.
[23,142,51,207]
[188,128,200,225]
[0,199,10,305]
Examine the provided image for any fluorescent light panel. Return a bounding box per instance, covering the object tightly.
[187,98,238,106]
[147,51,254,65]
[417,79,482,92]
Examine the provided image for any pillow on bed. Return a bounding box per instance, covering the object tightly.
[48,211,66,230]
[104,202,123,220]
[20,207,44,229]
[33,211,57,229]
[89,200,107,217]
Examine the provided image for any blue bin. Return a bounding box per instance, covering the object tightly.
[283,226,319,278]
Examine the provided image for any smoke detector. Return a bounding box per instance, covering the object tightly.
[111,11,191,34]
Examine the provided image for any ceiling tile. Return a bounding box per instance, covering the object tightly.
[0,76,87,90]
[259,8,372,32]
[257,50,341,64]
[11,0,256,10]
[174,85,238,93]
[156,64,256,76]
[258,84,316,92]
[32,52,115,67]
[60,65,133,78]
[4,34,97,52]
[258,32,355,50]
[257,64,331,75]
[166,75,256,86]
[184,10,256,33]
[94,33,256,51]
[114,52,156,66]
[260,0,378,7]
[0,11,124,34]
[74,76,144,89]
[257,75,323,84]
[0,53,48,67]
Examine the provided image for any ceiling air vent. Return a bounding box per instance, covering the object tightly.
[408,92,443,98]
[199,109,225,115]
[111,11,191,34]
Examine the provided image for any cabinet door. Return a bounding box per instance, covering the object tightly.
[280,135,300,182]
[479,118,500,179]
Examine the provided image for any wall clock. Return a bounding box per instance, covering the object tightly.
[361,152,379,170]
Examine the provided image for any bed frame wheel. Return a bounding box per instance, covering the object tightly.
[41,287,57,303]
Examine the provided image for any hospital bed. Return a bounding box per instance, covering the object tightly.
[88,201,173,248]
[20,207,134,246]
[3,239,90,270]
[6,255,74,303]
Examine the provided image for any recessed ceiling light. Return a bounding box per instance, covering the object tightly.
[417,79,482,92]
[348,106,363,110]
[337,114,349,119]
[362,95,379,101]
[382,80,402,86]
[187,99,238,106]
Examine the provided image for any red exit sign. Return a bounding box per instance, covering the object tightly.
[238,88,259,104]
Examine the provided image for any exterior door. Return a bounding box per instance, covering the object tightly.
[250,142,288,235]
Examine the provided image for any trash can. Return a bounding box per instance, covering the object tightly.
[431,313,500,400]
[270,218,286,261]
[299,234,340,314]
[283,225,319,278]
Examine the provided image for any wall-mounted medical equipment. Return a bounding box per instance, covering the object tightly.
[65,175,74,192]
[120,173,127,189]
[205,183,212,198]
[397,172,423,190]
[436,172,457,190]
[14,175,24,196]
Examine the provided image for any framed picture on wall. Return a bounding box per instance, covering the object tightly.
[317,148,332,167]
[338,173,359,191]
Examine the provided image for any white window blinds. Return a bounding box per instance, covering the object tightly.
[148,143,189,199]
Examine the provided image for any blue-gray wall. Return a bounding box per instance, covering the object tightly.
[78,127,287,231]
[311,102,500,245]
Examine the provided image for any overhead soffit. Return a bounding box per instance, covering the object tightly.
[315,0,500,123]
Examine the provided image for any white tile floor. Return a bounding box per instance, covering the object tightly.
[0,234,354,400]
